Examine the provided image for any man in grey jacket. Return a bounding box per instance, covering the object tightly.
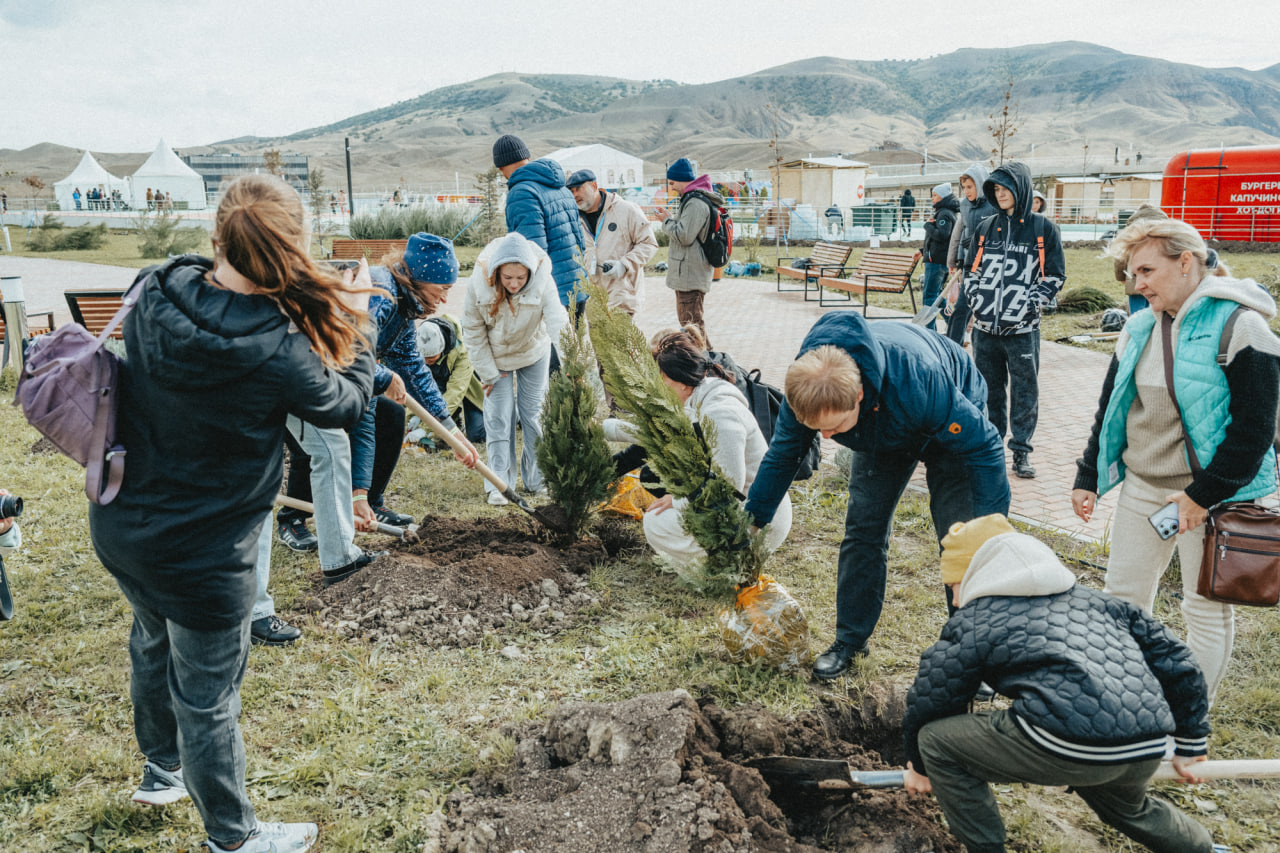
[655,157,720,348]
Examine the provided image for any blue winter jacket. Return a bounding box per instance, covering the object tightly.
[744,312,1009,526]
[504,158,587,305]
[349,267,456,491]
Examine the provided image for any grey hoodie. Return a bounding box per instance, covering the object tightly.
[946,163,991,269]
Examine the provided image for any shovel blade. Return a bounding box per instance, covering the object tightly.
[746,756,905,791]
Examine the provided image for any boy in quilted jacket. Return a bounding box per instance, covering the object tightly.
[901,515,1222,853]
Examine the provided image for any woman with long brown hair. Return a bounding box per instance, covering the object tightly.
[89,174,375,853]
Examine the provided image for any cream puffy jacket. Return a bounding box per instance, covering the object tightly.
[581,190,659,314]
[461,235,569,385]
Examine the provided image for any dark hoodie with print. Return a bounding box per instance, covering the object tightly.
[922,191,961,265]
[962,162,1065,336]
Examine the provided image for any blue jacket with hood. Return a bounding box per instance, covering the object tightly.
[744,312,1010,526]
[504,158,587,306]
[962,161,1066,335]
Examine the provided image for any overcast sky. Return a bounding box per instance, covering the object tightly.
[3,0,1276,153]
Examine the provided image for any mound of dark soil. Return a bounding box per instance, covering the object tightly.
[311,513,644,647]
[29,437,58,455]
[430,689,960,853]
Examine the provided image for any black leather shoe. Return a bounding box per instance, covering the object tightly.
[372,505,413,527]
[251,614,301,646]
[1012,452,1037,479]
[812,641,869,680]
[322,548,387,587]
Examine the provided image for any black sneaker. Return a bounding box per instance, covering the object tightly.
[371,505,413,527]
[323,549,387,587]
[1012,452,1037,479]
[812,640,869,680]
[251,614,301,646]
[277,516,318,552]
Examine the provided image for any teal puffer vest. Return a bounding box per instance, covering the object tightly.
[1095,297,1276,500]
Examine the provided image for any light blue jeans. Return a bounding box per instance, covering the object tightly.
[286,417,362,573]
[250,517,274,622]
[483,349,550,495]
[115,573,258,847]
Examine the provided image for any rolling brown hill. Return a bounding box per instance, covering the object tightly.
[5,42,1279,191]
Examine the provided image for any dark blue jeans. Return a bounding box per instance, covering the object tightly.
[946,290,972,344]
[836,445,975,648]
[972,329,1040,455]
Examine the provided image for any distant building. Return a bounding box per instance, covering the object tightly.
[774,157,871,210]
[182,152,310,194]
[545,144,643,190]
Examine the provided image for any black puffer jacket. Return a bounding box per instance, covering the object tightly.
[903,532,1209,775]
[922,193,960,264]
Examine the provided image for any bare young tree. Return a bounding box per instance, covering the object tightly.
[262,149,284,177]
[988,70,1022,167]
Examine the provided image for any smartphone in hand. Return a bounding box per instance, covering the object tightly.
[1148,502,1180,540]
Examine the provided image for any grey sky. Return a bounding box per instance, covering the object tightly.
[3,0,1276,153]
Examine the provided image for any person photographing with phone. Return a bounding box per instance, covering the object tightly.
[1072,217,1280,704]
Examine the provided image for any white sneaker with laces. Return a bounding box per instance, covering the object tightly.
[205,820,319,853]
[132,761,189,806]
[487,490,509,506]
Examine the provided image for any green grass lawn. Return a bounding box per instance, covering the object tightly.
[1,365,1278,851]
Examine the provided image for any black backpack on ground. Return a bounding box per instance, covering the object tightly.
[707,352,821,481]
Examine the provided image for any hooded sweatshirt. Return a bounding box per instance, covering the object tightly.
[462,232,570,385]
[962,162,1066,335]
[903,531,1210,775]
[922,190,960,265]
[946,163,991,270]
[744,311,1009,526]
[663,174,725,293]
[504,158,587,305]
[88,256,375,630]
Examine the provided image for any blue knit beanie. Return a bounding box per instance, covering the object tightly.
[402,233,458,284]
[492,134,531,169]
[667,158,697,182]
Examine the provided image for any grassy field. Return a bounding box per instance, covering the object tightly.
[2,361,1279,851]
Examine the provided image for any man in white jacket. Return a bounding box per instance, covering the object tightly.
[568,169,658,316]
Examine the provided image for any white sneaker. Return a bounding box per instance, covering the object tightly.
[205,821,319,853]
[487,491,509,506]
[132,761,189,806]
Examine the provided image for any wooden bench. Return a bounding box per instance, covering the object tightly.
[775,242,853,294]
[0,309,55,343]
[330,239,408,261]
[814,249,920,314]
[65,290,128,339]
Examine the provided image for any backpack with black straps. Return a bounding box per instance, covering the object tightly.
[683,191,734,268]
[707,352,821,480]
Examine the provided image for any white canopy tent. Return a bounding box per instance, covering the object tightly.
[129,139,208,210]
[53,151,128,211]
[546,144,644,191]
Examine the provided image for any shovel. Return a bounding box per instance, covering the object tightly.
[912,270,960,328]
[273,494,416,542]
[746,755,1280,792]
[401,396,571,535]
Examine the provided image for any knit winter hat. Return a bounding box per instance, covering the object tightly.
[492,134,531,168]
[932,182,953,199]
[416,321,445,359]
[667,158,697,182]
[488,232,538,287]
[402,233,458,284]
[940,514,1016,584]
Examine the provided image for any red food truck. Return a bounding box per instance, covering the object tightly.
[1162,146,1280,242]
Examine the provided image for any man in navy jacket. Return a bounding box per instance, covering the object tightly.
[744,311,1009,679]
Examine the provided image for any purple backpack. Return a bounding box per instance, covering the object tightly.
[13,277,145,505]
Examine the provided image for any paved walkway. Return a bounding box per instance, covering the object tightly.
[0,257,1119,542]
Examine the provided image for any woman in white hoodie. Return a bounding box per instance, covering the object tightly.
[462,232,569,505]
[642,329,792,566]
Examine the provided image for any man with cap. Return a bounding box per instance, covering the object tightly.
[416,314,486,445]
[961,160,1066,480]
[493,134,586,321]
[744,311,1009,680]
[567,169,658,316]
[901,515,1222,853]
[914,182,961,333]
[654,157,723,348]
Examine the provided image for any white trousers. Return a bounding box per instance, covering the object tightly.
[1106,472,1233,702]
[643,493,793,569]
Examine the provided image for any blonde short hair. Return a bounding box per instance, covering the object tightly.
[1107,217,1231,278]
[785,345,862,424]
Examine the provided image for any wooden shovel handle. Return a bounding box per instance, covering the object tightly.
[1152,759,1280,782]
[402,396,516,498]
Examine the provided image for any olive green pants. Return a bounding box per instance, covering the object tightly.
[917,709,1214,853]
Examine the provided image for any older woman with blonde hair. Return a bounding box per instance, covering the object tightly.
[1073,216,1280,703]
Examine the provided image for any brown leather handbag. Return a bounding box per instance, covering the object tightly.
[1162,314,1280,607]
